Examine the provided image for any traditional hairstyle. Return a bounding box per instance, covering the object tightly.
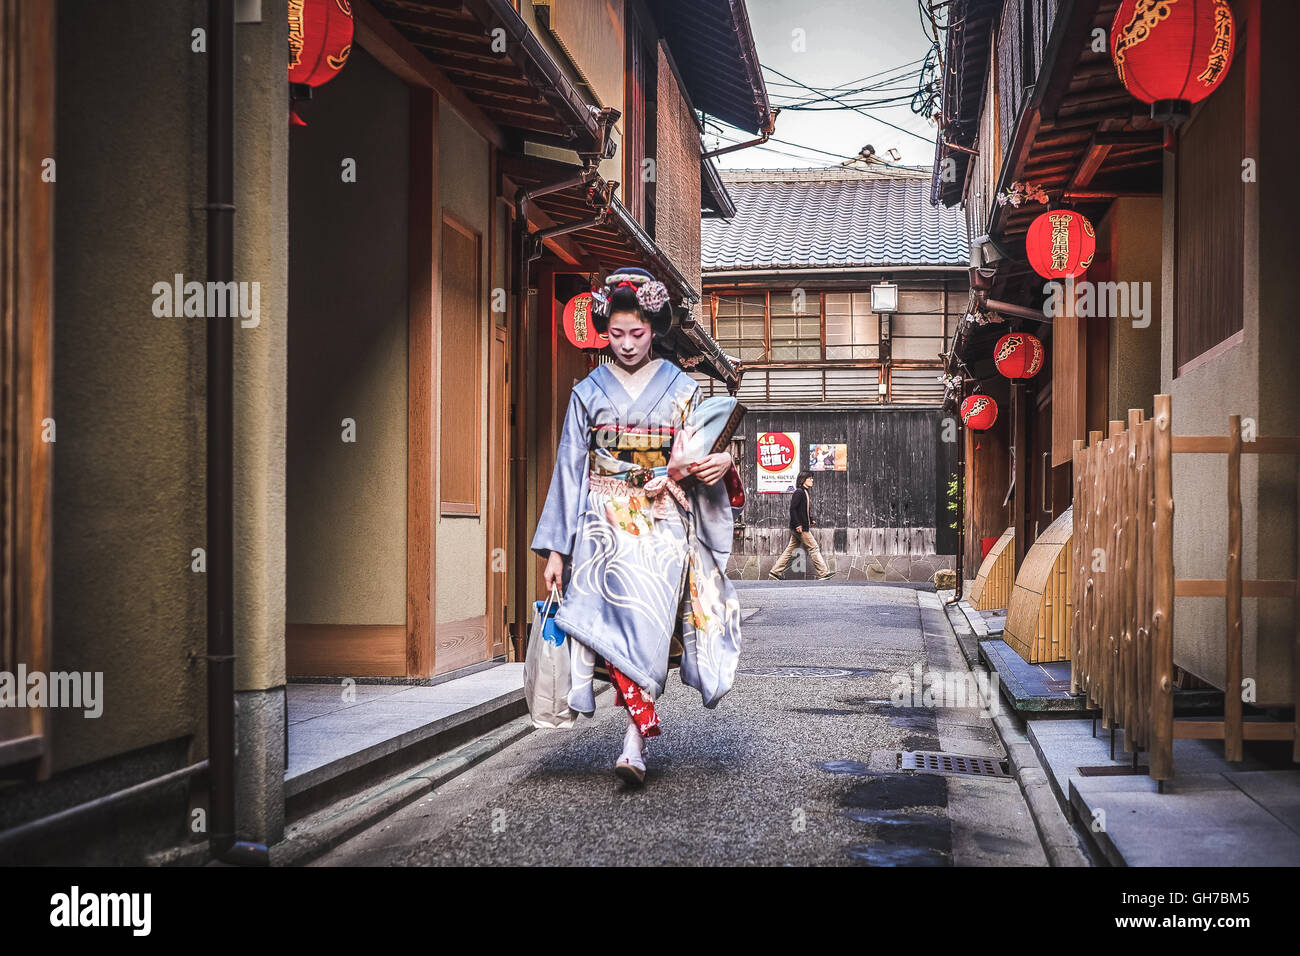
[590,266,674,337]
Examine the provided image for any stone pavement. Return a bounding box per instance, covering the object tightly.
[308,582,1050,866]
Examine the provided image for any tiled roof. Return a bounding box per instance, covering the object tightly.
[701,169,970,273]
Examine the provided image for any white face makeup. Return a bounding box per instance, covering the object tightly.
[607,310,654,370]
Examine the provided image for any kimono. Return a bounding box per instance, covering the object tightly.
[530,359,743,721]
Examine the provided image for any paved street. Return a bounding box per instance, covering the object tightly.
[313,582,1048,866]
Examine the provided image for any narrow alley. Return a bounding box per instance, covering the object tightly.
[312,582,1050,866]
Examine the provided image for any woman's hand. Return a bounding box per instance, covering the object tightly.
[543,551,565,593]
[688,451,732,486]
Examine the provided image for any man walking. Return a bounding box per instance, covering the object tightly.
[769,471,834,580]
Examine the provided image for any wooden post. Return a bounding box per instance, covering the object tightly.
[1225,414,1244,761]
[1295,459,1300,761]
[1092,429,1102,712]
[1014,383,1028,571]
[1071,438,1085,694]
[1151,394,1175,781]
[1122,410,1142,749]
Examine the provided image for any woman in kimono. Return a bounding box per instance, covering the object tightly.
[531,267,744,786]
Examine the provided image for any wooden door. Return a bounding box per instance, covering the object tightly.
[0,0,54,777]
[486,324,509,659]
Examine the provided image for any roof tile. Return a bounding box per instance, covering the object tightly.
[701,171,969,272]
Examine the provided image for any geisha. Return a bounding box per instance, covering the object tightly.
[531,267,744,786]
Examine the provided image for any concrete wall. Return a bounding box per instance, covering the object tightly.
[286,46,408,626]
[1161,2,1298,704]
[435,106,491,626]
[47,0,208,777]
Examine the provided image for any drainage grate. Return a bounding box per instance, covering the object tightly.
[1076,764,1149,776]
[739,665,878,679]
[897,751,1009,778]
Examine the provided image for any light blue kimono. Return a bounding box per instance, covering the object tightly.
[530,360,743,716]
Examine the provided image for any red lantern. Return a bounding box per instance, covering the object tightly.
[1026,209,1095,280]
[289,0,353,86]
[961,394,998,431]
[1111,0,1235,124]
[562,292,609,350]
[288,0,353,124]
[994,332,1045,380]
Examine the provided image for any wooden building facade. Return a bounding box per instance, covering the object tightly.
[933,0,1299,778]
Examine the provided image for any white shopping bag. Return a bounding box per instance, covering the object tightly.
[522,586,576,729]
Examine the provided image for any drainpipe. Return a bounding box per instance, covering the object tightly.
[947,403,966,609]
[701,109,780,161]
[206,0,266,866]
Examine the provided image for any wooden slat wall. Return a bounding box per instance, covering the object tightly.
[439,214,481,514]
[735,407,957,546]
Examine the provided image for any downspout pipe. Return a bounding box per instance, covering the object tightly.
[701,109,779,161]
[946,403,966,609]
[206,0,267,866]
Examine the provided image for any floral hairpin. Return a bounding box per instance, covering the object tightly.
[596,271,671,317]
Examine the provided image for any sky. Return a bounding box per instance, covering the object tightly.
[709,0,941,171]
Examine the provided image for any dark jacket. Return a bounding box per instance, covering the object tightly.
[789,487,813,531]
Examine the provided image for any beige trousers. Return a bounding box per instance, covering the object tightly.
[770,530,829,577]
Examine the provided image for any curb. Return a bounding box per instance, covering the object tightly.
[925,592,1091,867]
[270,714,538,867]
[994,709,1091,867]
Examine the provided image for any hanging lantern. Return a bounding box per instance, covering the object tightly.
[1111,0,1236,124]
[1026,209,1095,280]
[994,332,1045,380]
[289,0,353,85]
[288,0,354,124]
[961,394,998,432]
[562,292,609,350]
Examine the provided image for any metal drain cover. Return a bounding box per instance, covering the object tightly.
[739,665,878,678]
[898,751,1009,778]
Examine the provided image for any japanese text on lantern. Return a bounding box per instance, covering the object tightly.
[1197,5,1233,86]
[288,0,305,68]
[573,297,589,341]
[1113,0,1173,84]
[1050,214,1071,273]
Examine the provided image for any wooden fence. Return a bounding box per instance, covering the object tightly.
[1071,395,1300,786]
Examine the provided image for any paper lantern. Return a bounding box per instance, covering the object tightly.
[562,292,609,350]
[961,394,998,431]
[994,332,1045,380]
[1026,209,1095,280]
[1111,0,1235,124]
[288,0,353,87]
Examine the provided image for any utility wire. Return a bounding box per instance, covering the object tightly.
[762,64,936,145]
